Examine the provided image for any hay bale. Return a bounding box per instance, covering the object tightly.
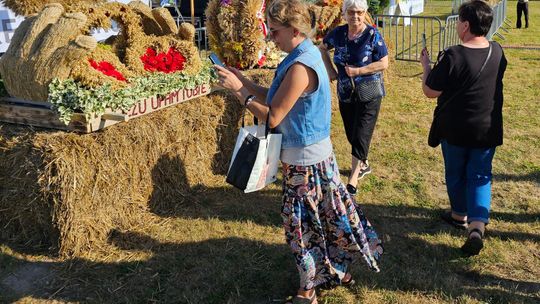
[0,90,246,257]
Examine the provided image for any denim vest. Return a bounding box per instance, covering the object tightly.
[267,39,331,148]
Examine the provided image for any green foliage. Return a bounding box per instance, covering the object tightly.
[368,0,382,14]
[97,43,113,52]
[379,0,390,13]
[48,62,217,124]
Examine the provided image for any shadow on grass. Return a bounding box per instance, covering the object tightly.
[350,202,540,303]
[2,154,538,303]
[491,210,540,224]
[148,154,283,227]
[0,233,295,304]
[494,170,540,184]
[2,202,539,303]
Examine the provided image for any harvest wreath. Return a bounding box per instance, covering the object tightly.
[205,0,346,70]
[0,1,216,127]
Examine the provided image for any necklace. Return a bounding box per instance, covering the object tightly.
[348,25,366,40]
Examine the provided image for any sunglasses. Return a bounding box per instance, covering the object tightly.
[266,25,288,40]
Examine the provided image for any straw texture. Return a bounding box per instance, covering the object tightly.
[0,89,250,257]
[0,1,201,101]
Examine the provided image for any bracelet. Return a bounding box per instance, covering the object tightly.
[244,95,256,107]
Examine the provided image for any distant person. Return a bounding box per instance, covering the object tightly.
[319,0,389,196]
[215,0,383,302]
[516,0,529,29]
[420,0,507,256]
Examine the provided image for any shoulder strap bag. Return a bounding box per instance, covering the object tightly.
[226,107,282,193]
[428,42,492,147]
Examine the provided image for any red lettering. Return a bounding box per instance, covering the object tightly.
[128,103,138,117]
[193,86,201,96]
[138,100,147,114]
[185,88,193,99]
[201,84,208,94]
[151,97,162,110]
[169,91,179,104]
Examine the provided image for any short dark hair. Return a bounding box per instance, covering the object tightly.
[458,0,493,36]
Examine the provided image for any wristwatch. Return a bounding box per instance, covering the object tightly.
[244,94,256,107]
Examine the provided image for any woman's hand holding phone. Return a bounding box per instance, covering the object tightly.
[209,52,225,67]
[214,64,243,92]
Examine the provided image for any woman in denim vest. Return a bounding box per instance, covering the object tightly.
[215,1,382,302]
[320,0,389,195]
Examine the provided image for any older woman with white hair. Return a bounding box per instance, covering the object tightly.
[320,0,389,195]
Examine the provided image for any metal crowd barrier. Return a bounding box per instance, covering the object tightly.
[445,0,508,50]
[444,15,460,48]
[487,0,509,40]
[372,15,445,63]
[373,0,508,62]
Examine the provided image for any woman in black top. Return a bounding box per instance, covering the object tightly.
[420,0,507,256]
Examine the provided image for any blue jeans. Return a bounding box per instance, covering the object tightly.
[441,141,496,224]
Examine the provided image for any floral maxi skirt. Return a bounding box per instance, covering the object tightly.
[281,154,382,290]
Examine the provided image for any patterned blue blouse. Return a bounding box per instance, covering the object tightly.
[323,24,388,102]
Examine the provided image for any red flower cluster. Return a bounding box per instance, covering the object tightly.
[140,47,186,73]
[257,55,266,67]
[89,59,127,82]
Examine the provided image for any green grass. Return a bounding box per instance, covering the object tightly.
[1,1,539,303]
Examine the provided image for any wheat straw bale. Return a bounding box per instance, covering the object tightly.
[0,90,245,257]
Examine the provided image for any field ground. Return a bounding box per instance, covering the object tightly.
[1,1,539,303]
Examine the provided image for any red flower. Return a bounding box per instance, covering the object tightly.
[140,47,186,73]
[89,59,126,82]
[257,55,266,67]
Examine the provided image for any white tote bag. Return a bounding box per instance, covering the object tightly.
[226,110,282,193]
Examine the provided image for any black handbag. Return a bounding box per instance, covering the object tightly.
[427,43,492,148]
[226,108,282,192]
[356,75,384,102]
[226,132,261,190]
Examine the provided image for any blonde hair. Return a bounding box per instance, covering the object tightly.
[266,0,315,38]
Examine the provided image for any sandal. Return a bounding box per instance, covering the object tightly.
[346,184,357,196]
[461,228,484,256]
[441,211,467,230]
[284,290,316,304]
[317,273,355,291]
[341,274,356,287]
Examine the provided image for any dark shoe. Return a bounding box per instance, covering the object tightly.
[317,273,355,291]
[346,184,357,196]
[461,228,484,256]
[358,163,371,179]
[441,211,467,230]
[284,290,316,304]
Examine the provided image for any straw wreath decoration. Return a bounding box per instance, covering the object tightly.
[0,1,215,124]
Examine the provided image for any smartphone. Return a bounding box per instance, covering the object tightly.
[208,52,225,67]
[421,33,427,50]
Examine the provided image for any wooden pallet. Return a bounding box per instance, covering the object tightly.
[0,83,212,133]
